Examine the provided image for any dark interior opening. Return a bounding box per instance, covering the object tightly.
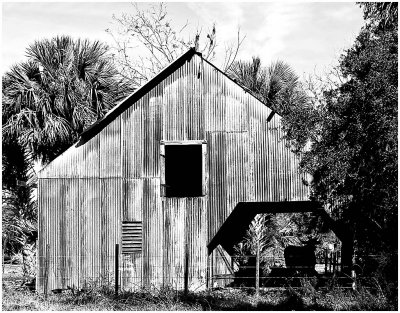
[165,144,203,197]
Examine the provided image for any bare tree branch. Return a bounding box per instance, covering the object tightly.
[107,2,245,87]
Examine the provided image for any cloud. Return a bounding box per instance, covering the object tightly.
[2,2,364,77]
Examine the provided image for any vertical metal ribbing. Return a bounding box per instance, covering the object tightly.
[38,53,311,293]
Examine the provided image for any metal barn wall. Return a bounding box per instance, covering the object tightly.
[38,53,308,292]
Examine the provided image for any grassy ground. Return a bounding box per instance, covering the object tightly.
[2,265,395,311]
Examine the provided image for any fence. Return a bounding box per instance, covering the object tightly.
[211,250,349,290]
[38,244,354,296]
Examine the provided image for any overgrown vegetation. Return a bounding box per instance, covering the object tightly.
[2,276,394,311]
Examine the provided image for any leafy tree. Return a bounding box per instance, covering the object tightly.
[108,3,245,87]
[2,139,37,273]
[302,2,397,250]
[291,2,398,297]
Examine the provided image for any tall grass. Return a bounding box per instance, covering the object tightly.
[2,276,396,311]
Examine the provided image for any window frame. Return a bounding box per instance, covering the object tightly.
[160,140,207,197]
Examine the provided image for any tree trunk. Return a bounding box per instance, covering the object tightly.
[2,237,8,274]
[255,240,260,297]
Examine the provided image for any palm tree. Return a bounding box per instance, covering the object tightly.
[2,36,134,261]
[227,57,307,116]
[2,35,134,163]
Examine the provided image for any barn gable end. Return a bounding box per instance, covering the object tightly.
[37,49,309,292]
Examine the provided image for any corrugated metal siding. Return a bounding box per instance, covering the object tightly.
[122,103,143,178]
[224,77,248,132]
[100,117,122,178]
[121,253,142,290]
[142,178,163,287]
[38,53,309,292]
[185,197,208,289]
[122,179,143,221]
[79,179,101,287]
[62,179,80,289]
[100,178,121,282]
[207,132,228,242]
[163,198,186,288]
[203,63,226,132]
[39,134,100,178]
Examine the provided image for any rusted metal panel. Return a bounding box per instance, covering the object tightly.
[224,77,248,132]
[163,198,186,288]
[122,179,143,221]
[225,132,249,210]
[100,117,122,178]
[61,178,80,289]
[39,135,100,179]
[121,253,142,290]
[122,103,143,179]
[162,197,208,290]
[42,178,63,291]
[142,178,163,287]
[185,56,205,140]
[185,197,208,290]
[203,62,226,132]
[207,132,228,242]
[100,178,122,283]
[143,87,162,177]
[79,179,101,287]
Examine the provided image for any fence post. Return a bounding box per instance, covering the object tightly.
[206,253,210,289]
[210,252,214,289]
[44,244,50,299]
[333,252,336,274]
[115,244,119,298]
[184,243,189,296]
[351,251,357,290]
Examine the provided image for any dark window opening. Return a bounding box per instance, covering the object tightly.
[165,144,203,197]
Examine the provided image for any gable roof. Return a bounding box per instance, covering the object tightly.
[78,47,275,146]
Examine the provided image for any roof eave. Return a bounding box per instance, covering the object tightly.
[78,47,199,146]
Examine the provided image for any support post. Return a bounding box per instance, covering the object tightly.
[184,243,189,296]
[115,244,119,298]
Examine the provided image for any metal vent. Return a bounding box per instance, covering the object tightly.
[122,221,142,254]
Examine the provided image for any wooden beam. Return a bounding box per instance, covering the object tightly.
[216,245,235,275]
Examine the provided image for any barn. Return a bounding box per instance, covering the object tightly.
[37,47,325,293]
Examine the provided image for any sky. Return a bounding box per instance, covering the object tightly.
[1,1,365,79]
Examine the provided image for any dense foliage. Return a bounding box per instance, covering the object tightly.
[233,3,397,300]
[2,36,134,256]
[2,36,134,163]
[284,2,397,298]
[300,2,397,255]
